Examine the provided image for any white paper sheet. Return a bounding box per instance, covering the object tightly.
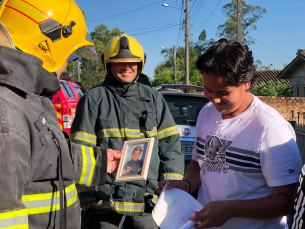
[152,188,203,229]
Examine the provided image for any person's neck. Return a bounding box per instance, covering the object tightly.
[222,92,253,120]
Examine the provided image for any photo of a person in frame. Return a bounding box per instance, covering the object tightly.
[123,146,143,176]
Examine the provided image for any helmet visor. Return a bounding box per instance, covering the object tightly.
[73,45,98,60]
[73,31,98,60]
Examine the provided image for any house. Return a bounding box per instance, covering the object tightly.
[255,70,290,87]
[277,51,305,97]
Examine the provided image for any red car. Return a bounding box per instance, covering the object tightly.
[51,78,86,135]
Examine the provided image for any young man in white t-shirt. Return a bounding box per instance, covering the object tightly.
[158,38,302,228]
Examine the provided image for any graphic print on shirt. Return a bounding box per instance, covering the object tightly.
[196,136,262,174]
[201,135,230,173]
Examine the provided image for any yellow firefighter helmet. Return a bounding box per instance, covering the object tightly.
[0,0,98,73]
[102,34,146,75]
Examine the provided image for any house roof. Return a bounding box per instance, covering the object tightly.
[255,70,290,86]
[277,52,305,79]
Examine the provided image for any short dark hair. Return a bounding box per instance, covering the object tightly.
[195,38,259,89]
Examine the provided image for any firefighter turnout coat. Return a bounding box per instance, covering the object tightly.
[71,75,184,216]
[0,46,107,228]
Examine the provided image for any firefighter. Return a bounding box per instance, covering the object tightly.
[0,0,122,228]
[71,34,184,229]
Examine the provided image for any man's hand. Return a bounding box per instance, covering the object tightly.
[107,149,124,173]
[188,200,232,228]
[126,166,132,172]
[80,201,96,210]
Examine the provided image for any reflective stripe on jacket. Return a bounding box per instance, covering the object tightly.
[71,76,184,215]
[0,46,106,228]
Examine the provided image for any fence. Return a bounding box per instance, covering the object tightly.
[295,123,305,164]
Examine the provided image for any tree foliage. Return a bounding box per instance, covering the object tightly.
[61,24,124,89]
[217,0,267,45]
[152,29,214,86]
[296,49,305,55]
[153,0,267,86]
[251,81,291,97]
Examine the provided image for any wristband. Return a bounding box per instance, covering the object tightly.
[184,180,191,194]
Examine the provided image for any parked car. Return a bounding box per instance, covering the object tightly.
[51,78,86,135]
[156,84,209,167]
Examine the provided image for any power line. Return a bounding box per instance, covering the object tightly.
[253,39,293,60]
[124,19,180,33]
[189,0,197,15]
[87,0,163,23]
[193,0,222,34]
[254,55,287,66]
[192,4,292,61]
[176,0,184,47]
[190,0,207,20]
[129,24,180,36]
[251,48,287,64]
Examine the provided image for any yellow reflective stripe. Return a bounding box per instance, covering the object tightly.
[145,192,158,204]
[0,209,28,229]
[112,202,144,213]
[158,126,179,139]
[152,194,158,204]
[90,200,111,210]
[71,132,96,145]
[1,225,28,229]
[79,145,96,186]
[160,173,183,181]
[98,128,141,138]
[6,0,49,24]
[146,127,158,137]
[21,183,77,215]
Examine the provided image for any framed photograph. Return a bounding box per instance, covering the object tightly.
[115,137,155,182]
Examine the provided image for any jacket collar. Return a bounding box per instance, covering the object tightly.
[104,74,139,97]
[0,46,60,96]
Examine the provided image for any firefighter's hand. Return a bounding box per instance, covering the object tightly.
[107,149,124,174]
[126,167,132,172]
[81,201,96,210]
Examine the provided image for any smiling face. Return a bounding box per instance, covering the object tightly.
[110,62,138,84]
[131,149,141,161]
[203,72,253,119]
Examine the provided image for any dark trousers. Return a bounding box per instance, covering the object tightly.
[81,205,158,229]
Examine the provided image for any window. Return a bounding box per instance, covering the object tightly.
[73,85,85,98]
[163,96,209,126]
[61,82,76,99]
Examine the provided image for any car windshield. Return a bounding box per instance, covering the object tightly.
[164,96,209,126]
[73,85,85,98]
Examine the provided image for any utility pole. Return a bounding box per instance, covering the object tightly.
[237,0,242,43]
[184,0,189,85]
[173,45,176,84]
[76,59,80,82]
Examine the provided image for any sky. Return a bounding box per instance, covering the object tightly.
[75,0,305,80]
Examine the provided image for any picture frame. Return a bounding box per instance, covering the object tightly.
[115,137,155,182]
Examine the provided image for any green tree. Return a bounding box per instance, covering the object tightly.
[251,81,291,96]
[61,24,124,89]
[296,49,305,55]
[254,60,274,70]
[217,0,267,45]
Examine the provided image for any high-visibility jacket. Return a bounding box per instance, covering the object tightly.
[71,75,184,216]
[0,46,107,228]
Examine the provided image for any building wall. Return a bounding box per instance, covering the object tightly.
[258,96,305,123]
[290,62,305,97]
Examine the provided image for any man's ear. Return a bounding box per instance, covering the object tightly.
[244,80,251,91]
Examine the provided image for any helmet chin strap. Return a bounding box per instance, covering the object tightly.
[0,22,16,49]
